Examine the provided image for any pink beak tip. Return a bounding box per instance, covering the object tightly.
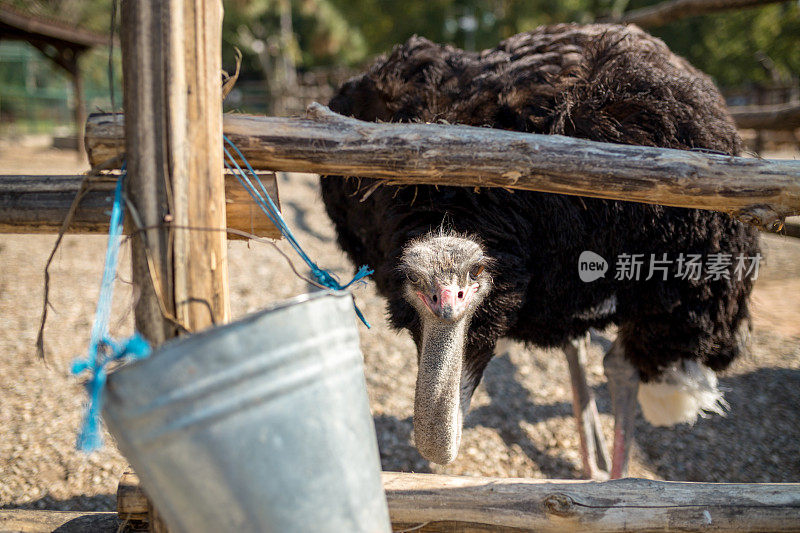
[417,283,480,317]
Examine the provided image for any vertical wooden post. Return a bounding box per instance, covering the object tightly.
[67,52,86,158]
[120,0,228,530]
[171,0,230,328]
[121,1,175,345]
[120,0,229,339]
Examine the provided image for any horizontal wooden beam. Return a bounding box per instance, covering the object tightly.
[729,102,800,131]
[85,105,800,227]
[0,174,281,239]
[117,471,800,532]
[618,0,785,28]
[0,5,114,49]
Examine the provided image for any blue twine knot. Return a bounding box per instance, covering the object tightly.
[310,264,372,291]
[71,166,151,452]
[72,333,150,452]
[222,135,374,327]
[309,264,374,326]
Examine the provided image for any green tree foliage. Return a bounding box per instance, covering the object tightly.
[0,0,121,110]
[4,0,796,91]
[648,2,800,87]
[321,0,799,89]
[223,0,366,69]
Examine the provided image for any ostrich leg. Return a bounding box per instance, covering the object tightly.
[563,334,610,479]
[603,337,639,479]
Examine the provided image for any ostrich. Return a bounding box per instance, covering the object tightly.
[320,23,759,479]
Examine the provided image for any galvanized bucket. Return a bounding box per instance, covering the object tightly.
[104,291,391,533]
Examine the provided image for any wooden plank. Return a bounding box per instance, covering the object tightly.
[121,0,174,345]
[118,471,149,521]
[222,172,282,240]
[170,0,229,330]
[729,102,800,131]
[618,0,785,28]
[0,174,281,238]
[0,510,121,533]
[117,471,800,532]
[0,5,111,49]
[85,105,800,226]
[385,472,800,532]
[120,0,230,334]
[391,521,528,532]
[0,174,118,234]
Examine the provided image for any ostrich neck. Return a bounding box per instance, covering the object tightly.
[421,318,468,369]
[413,317,469,464]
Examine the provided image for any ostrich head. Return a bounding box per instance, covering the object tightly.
[399,232,492,464]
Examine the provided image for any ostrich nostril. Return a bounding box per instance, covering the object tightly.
[458,291,464,299]
[432,294,438,303]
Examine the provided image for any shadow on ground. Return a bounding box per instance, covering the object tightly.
[635,367,800,482]
[284,200,332,243]
[373,345,800,482]
[0,493,115,512]
[374,414,432,473]
[467,354,581,478]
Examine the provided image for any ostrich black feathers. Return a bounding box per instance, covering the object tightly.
[320,23,759,389]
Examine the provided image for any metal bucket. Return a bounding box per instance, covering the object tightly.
[104,291,391,533]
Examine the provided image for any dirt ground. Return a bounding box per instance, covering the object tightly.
[1,142,799,512]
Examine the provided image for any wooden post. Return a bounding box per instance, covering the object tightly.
[120,0,228,342]
[121,0,175,345]
[68,52,86,158]
[120,0,227,530]
[171,0,230,329]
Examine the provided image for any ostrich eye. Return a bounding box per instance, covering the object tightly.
[406,272,421,285]
[469,264,484,280]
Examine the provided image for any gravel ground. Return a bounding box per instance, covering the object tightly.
[1,144,799,513]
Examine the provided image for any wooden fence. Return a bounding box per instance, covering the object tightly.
[2,0,800,531]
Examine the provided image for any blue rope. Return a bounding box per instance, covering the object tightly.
[222,135,373,327]
[71,168,151,452]
[72,136,371,451]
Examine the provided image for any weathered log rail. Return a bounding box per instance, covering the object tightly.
[0,173,281,239]
[116,471,800,532]
[618,0,786,28]
[729,102,800,131]
[85,104,800,227]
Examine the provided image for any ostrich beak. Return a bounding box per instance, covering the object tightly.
[417,282,479,321]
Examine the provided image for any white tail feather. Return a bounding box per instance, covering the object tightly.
[637,360,728,427]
